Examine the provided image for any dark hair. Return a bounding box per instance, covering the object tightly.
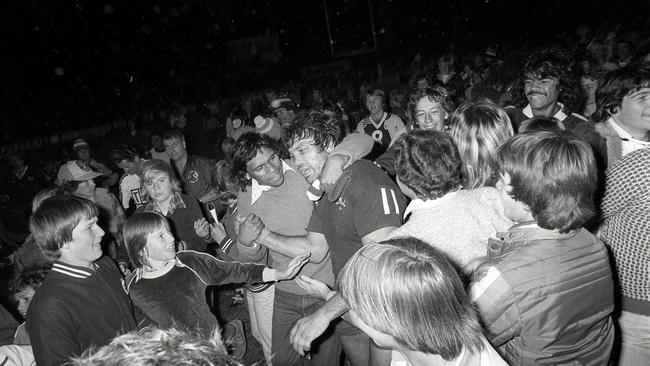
[221,137,237,159]
[497,131,597,232]
[523,47,583,114]
[162,128,185,141]
[364,87,386,108]
[110,144,138,164]
[338,237,484,359]
[123,212,172,269]
[594,63,650,122]
[393,130,462,200]
[231,133,286,191]
[518,116,565,133]
[281,111,344,152]
[30,195,99,259]
[10,268,49,295]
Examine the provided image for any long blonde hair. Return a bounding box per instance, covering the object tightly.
[449,99,513,189]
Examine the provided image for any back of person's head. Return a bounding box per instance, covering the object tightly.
[211,160,238,205]
[221,137,237,159]
[110,144,138,165]
[393,130,462,200]
[594,63,650,122]
[449,100,514,189]
[138,159,181,200]
[497,131,597,232]
[281,111,344,152]
[123,212,171,269]
[30,195,98,259]
[70,326,241,366]
[230,132,285,191]
[338,237,484,360]
[518,116,565,133]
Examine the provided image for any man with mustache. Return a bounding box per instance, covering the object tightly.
[506,47,587,132]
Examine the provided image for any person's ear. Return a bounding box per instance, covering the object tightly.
[245,172,251,180]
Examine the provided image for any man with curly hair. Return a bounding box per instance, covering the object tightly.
[505,47,588,132]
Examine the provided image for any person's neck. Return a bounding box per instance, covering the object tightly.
[60,256,95,270]
[142,257,176,278]
[174,154,188,172]
[371,111,384,121]
[157,196,172,215]
[403,349,460,366]
[612,116,650,141]
[531,102,560,118]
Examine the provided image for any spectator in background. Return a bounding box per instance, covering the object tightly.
[505,47,587,132]
[57,161,126,262]
[110,145,146,213]
[270,96,298,125]
[388,89,408,125]
[599,148,650,365]
[148,130,170,164]
[138,159,210,253]
[356,88,406,158]
[9,268,49,349]
[470,131,614,364]
[374,86,454,176]
[163,128,221,211]
[338,239,507,366]
[3,153,44,237]
[449,100,514,189]
[71,139,119,188]
[26,196,138,366]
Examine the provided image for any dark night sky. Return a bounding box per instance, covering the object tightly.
[1,0,648,140]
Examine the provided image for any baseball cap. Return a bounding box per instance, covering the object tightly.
[73,139,89,151]
[270,97,296,110]
[57,160,102,184]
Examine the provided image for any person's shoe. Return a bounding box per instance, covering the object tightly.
[223,319,247,361]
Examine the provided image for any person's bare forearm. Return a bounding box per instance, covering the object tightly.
[257,230,328,263]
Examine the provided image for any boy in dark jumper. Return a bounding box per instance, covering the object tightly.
[26,195,138,366]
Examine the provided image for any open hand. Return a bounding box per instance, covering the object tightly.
[275,253,310,281]
[193,218,210,238]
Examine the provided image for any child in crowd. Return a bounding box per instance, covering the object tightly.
[10,268,48,346]
[337,237,507,366]
[122,212,308,351]
[26,195,138,366]
[470,131,615,364]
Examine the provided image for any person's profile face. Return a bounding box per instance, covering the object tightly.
[65,216,105,265]
[145,225,176,264]
[289,138,330,185]
[75,179,96,197]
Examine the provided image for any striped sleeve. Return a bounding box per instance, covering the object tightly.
[470,266,521,347]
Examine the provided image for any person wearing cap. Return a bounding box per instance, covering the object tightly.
[270,97,297,125]
[57,160,127,267]
[504,47,588,132]
[253,115,282,140]
[72,138,119,188]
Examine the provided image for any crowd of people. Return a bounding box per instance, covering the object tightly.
[1,22,649,366]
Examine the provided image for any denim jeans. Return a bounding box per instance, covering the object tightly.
[617,311,650,365]
[333,317,371,366]
[272,289,341,366]
[246,285,275,366]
